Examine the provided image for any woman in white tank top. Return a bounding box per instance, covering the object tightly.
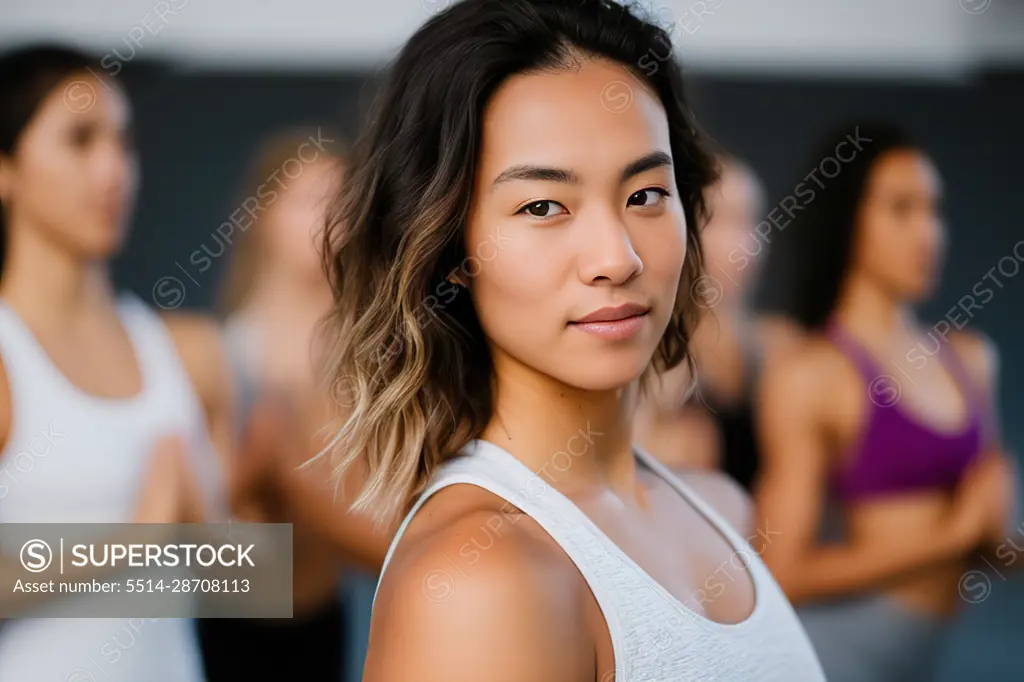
[316,2,826,680]
[0,45,231,682]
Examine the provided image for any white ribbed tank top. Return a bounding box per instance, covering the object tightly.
[377,439,826,682]
[0,294,225,682]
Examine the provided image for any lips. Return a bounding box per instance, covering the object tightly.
[568,303,651,341]
[571,303,651,324]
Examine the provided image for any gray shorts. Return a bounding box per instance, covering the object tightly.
[797,596,949,682]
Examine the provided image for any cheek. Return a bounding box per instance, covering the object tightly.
[20,150,87,229]
[857,212,913,280]
[470,236,564,352]
[638,223,687,304]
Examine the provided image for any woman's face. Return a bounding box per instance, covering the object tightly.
[700,162,763,301]
[0,71,137,260]
[262,158,338,281]
[853,149,944,302]
[465,58,687,391]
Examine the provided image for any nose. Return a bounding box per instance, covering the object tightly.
[576,209,644,285]
[93,132,132,196]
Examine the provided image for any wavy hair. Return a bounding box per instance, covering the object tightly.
[318,0,719,525]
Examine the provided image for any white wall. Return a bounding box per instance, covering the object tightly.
[1,0,1022,76]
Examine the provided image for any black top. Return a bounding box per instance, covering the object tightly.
[704,392,761,493]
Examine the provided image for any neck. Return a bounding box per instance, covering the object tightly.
[833,272,913,338]
[0,222,115,320]
[482,350,639,495]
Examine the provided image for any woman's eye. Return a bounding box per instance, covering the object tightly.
[627,188,669,208]
[519,200,567,218]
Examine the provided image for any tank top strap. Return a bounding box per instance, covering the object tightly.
[116,295,227,516]
[631,445,771,578]
[114,294,185,392]
[823,321,882,380]
[0,298,75,401]
[375,440,628,625]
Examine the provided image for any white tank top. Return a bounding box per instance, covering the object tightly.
[377,439,827,681]
[0,294,225,682]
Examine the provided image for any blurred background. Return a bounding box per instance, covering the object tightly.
[1,0,1022,680]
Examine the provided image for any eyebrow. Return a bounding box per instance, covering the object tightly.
[490,151,673,190]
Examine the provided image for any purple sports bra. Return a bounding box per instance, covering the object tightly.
[826,323,986,502]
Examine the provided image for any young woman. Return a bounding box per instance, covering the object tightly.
[198,131,390,682]
[755,123,1018,682]
[0,46,232,682]
[319,2,826,680]
[635,154,801,488]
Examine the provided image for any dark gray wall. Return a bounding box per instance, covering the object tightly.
[113,64,1023,681]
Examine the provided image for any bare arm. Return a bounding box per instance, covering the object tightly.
[228,389,393,571]
[364,512,593,682]
[253,396,394,572]
[163,313,237,517]
[949,331,1021,559]
[755,344,977,605]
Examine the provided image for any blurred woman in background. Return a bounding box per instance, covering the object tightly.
[197,131,390,682]
[636,154,800,490]
[0,45,231,682]
[755,122,1018,682]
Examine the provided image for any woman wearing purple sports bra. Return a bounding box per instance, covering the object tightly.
[754,123,1019,682]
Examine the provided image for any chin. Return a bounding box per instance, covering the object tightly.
[898,274,938,303]
[551,354,650,393]
[76,228,125,261]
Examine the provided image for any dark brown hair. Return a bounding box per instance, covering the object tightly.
[319,0,719,525]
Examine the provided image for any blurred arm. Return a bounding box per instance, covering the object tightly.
[163,313,238,521]
[950,331,1022,561]
[243,396,393,573]
[755,344,974,605]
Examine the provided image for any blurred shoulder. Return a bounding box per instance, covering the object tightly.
[947,329,999,391]
[674,468,752,536]
[759,333,848,397]
[160,312,230,383]
[160,312,224,358]
[753,314,807,362]
[368,485,591,681]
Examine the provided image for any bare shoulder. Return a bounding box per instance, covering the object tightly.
[160,312,234,400]
[947,329,999,392]
[161,312,225,372]
[367,487,592,682]
[759,334,849,402]
[754,314,807,361]
[673,468,753,537]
